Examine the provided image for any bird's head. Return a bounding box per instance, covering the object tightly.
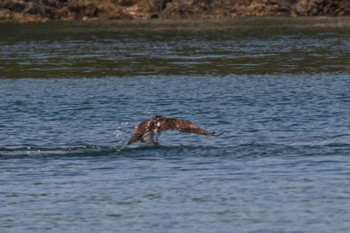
[153,114,166,119]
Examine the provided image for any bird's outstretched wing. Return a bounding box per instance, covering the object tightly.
[127,120,149,145]
[127,115,218,145]
[158,118,215,136]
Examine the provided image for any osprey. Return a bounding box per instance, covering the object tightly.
[127,115,218,145]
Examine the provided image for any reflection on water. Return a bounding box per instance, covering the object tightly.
[0,18,350,78]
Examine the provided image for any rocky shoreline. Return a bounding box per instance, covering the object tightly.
[1,0,349,24]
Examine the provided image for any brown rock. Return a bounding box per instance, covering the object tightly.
[0,0,349,23]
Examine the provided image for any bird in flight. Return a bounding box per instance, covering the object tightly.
[127,115,220,146]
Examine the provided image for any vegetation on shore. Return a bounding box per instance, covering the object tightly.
[0,0,349,23]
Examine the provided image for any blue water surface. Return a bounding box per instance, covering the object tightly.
[1,19,350,233]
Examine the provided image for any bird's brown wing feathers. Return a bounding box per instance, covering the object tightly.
[127,120,149,145]
[158,118,215,136]
[127,117,216,145]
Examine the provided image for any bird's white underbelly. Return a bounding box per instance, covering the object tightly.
[141,132,160,146]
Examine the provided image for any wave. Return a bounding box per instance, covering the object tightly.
[0,144,127,158]
[1,140,350,159]
[0,143,230,158]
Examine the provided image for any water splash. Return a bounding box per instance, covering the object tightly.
[114,122,129,146]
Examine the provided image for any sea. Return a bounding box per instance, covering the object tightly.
[1,18,350,232]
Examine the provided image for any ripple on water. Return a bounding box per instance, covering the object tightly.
[1,19,350,232]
